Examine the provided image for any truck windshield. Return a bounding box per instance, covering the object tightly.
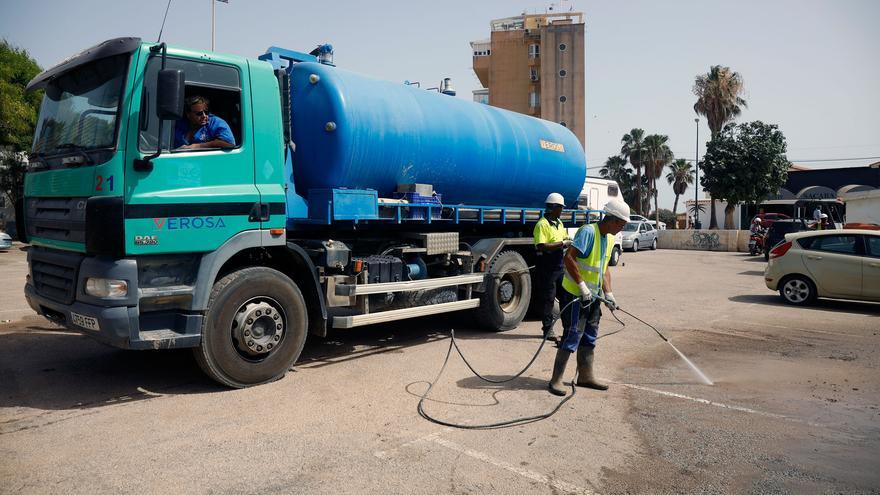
[31,53,129,159]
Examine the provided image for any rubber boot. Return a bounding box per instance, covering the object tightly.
[575,347,608,390]
[548,349,571,396]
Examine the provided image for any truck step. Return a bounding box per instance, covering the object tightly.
[332,299,480,329]
[335,274,484,296]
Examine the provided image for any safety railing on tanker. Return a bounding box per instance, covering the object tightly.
[375,200,600,226]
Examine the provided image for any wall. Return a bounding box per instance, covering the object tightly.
[658,229,750,252]
[842,189,880,225]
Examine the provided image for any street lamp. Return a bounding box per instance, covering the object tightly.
[694,118,701,229]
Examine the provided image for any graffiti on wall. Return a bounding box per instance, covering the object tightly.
[687,231,721,250]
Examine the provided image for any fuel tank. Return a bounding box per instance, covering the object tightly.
[289,62,585,208]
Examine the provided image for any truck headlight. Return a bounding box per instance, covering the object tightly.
[85,278,129,298]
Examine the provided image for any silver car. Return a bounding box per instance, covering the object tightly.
[0,231,12,250]
[620,221,657,252]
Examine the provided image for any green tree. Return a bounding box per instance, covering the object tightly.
[700,121,790,229]
[642,134,673,227]
[600,155,648,214]
[649,208,677,229]
[693,65,747,229]
[665,158,694,228]
[620,129,647,215]
[0,40,42,206]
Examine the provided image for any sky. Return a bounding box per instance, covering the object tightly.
[2,0,878,210]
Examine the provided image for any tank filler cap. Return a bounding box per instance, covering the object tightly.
[325,122,337,132]
[309,74,320,84]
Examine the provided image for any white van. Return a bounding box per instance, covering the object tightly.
[568,177,624,266]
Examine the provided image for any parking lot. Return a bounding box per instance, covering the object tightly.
[1,246,878,494]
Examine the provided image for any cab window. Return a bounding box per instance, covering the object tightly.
[138,57,242,152]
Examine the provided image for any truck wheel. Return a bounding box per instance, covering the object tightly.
[609,246,621,266]
[474,250,531,331]
[194,267,308,388]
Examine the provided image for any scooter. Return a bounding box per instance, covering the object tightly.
[749,229,765,256]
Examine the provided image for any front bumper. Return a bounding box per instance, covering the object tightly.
[621,238,636,249]
[25,248,202,349]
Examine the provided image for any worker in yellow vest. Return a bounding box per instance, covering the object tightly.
[533,192,571,342]
[548,199,631,396]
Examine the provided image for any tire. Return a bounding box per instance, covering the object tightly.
[474,250,531,331]
[650,238,657,250]
[631,240,639,252]
[779,275,817,306]
[609,246,621,266]
[194,267,308,388]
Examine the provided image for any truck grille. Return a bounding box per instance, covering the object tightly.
[30,249,82,304]
[26,197,88,243]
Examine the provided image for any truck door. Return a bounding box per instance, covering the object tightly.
[125,51,259,255]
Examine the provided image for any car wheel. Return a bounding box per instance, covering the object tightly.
[779,275,817,306]
[609,246,621,266]
[650,238,657,250]
[631,240,639,252]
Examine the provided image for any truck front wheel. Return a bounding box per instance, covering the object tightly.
[474,250,531,331]
[195,267,308,388]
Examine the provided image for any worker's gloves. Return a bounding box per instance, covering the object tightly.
[562,239,572,248]
[578,281,593,303]
[603,292,618,311]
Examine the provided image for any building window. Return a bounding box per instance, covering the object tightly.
[558,69,567,78]
[529,68,539,82]
[559,95,567,103]
[529,91,540,108]
[559,43,567,51]
[528,44,540,58]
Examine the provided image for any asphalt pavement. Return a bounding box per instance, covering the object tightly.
[1,246,878,494]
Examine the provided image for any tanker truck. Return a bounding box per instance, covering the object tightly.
[20,38,594,387]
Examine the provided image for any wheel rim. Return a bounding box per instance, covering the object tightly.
[497,272,523,313]
[633,241,638,251]
[782,279,810,303]
[231,296,286,359]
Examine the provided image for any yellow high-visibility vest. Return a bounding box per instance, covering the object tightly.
[562,223,615,296]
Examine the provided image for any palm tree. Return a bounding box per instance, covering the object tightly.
[620,129,647,215]
[599,155,629,183]
[693,65,747,229]
[666,159,694,228]
[642,134,673,227]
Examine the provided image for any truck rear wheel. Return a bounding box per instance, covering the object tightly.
[195,267,308,388]
[474,250,531,331]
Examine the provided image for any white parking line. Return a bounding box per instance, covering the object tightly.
[621,383,823,428]
[375,429,596,494]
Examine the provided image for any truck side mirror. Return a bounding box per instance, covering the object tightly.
[156,69,185,120]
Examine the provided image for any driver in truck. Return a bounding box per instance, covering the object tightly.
[173,95,236,150]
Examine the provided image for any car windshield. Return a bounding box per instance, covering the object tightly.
[623,222,638,232]
[31,53,129,157]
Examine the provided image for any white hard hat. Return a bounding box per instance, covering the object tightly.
[545,192,565,207]
[820,213,828,219]
[603,199,631,222]
[754,218,762,223]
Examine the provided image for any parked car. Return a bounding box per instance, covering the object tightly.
[763,218,811,261]
[752,212,791,231]
[630,214,666,230]
[0,231,12,250]
[621,221,657,252]
[764,230,880,305]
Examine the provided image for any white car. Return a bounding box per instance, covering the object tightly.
[620,221,658,252]
[0,231,12,250]
[630,214,666,230]
[764,229,880,305]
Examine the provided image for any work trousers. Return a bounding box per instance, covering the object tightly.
[535,261,564,333]
[558,289,602,353]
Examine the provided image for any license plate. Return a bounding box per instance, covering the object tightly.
[70,311,100,332]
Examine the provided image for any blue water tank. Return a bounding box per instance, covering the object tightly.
[289,62,585,208]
